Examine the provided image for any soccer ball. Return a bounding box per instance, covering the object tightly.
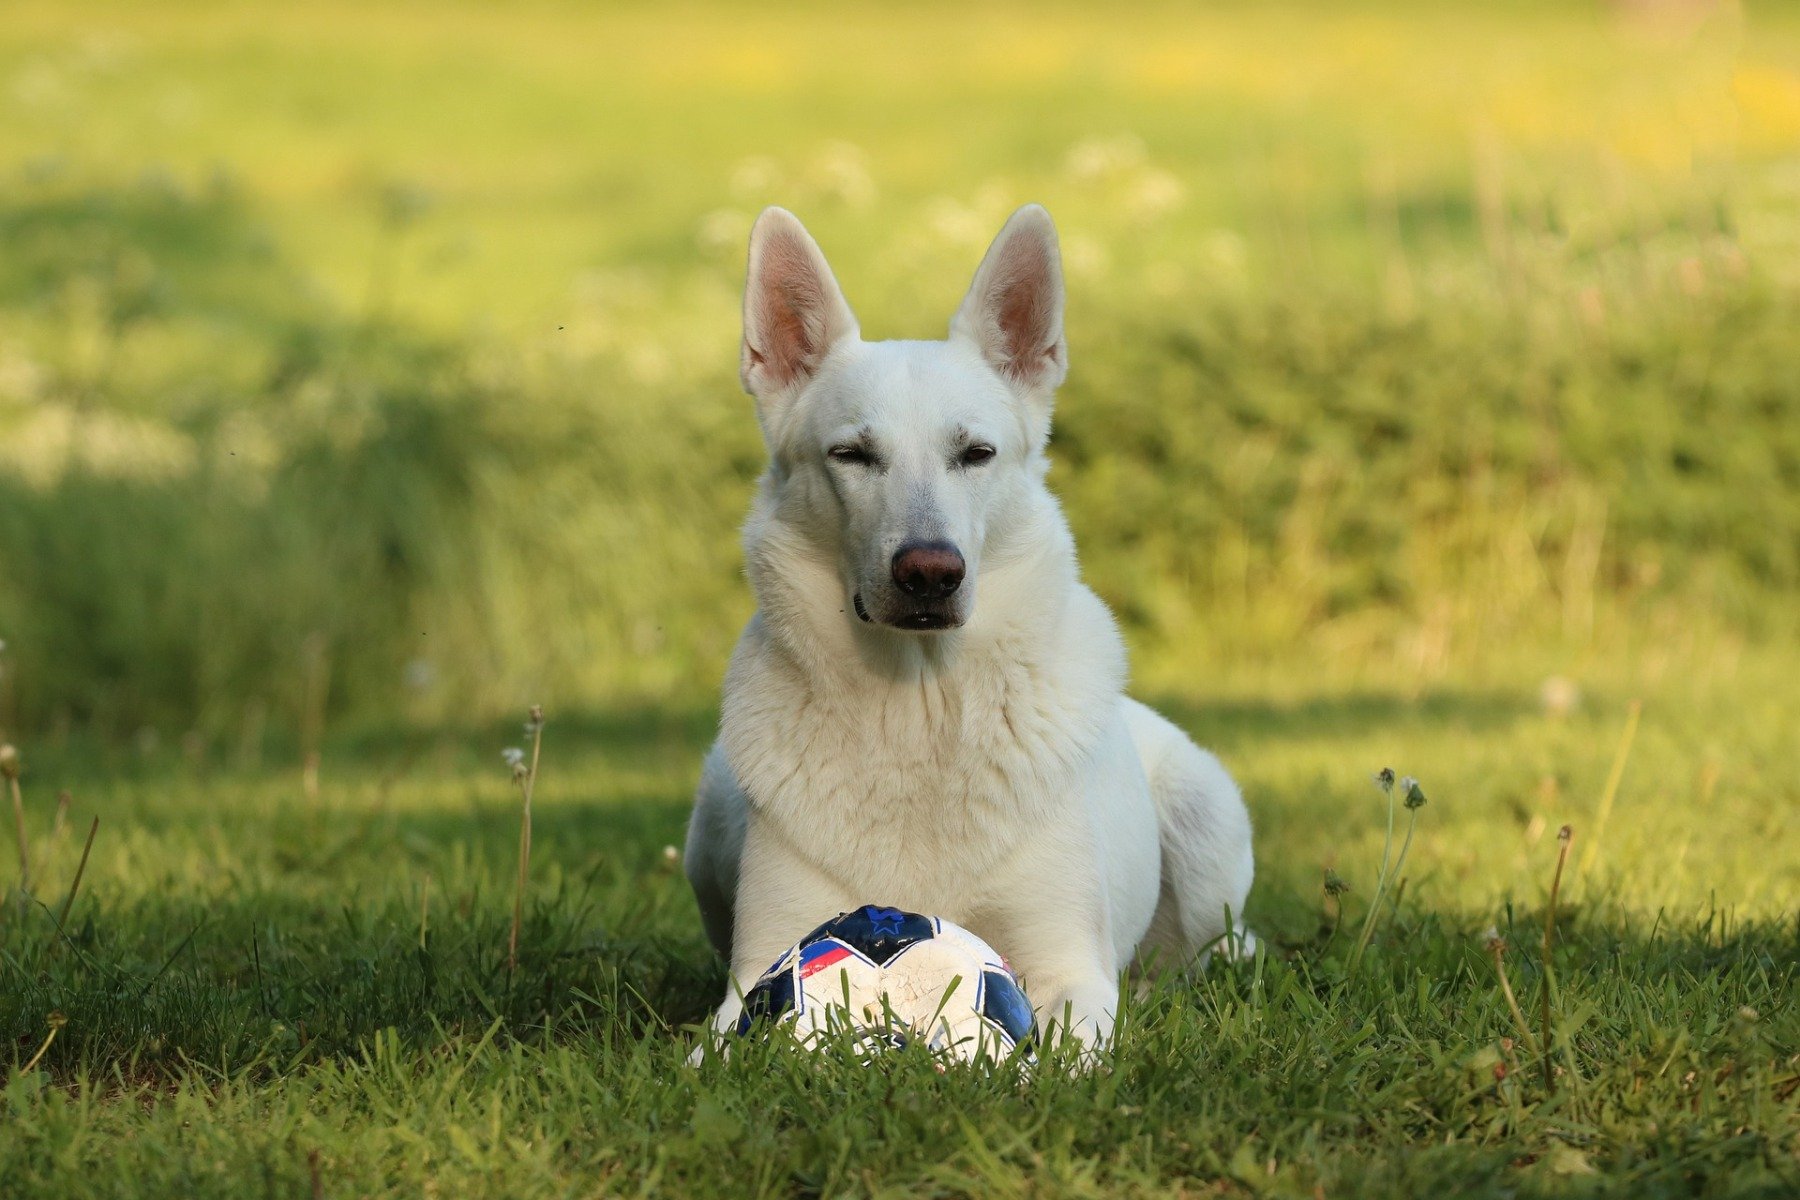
[735,905,1036,1063]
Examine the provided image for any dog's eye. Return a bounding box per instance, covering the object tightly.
[960,444,997,467]
[828,444,874,466]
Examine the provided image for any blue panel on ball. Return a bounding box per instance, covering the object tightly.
[979,969,1036,1045]
[787,905,936,967]
[736,963,798,1035]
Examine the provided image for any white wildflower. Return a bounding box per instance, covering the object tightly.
[1126,168,1185,220]
[810,141,876,207]
[1540,676,1580,717]
[728,156,783,198]
[695,208,750,256]
[403,659,436,692]
[1064,134,1146,181]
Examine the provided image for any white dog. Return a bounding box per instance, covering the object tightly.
[684,205,1255,1051]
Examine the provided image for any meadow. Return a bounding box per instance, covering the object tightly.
[1,1,1798,1195]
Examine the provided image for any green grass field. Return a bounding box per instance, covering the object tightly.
[2,1,1798,1195]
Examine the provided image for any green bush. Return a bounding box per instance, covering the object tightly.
[0,164,1795,735]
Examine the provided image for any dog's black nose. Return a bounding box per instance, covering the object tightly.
[892,542,965,600]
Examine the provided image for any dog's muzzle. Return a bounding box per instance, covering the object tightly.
[852,590,963,632]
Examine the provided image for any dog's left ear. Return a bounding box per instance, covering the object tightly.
[950,205,1068,396]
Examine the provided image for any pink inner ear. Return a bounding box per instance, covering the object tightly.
[1000,272,1044,359]
[751,240,829,389]
[987,236,1059,382]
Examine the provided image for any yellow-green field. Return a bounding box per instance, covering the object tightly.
[1,2,1798,1196]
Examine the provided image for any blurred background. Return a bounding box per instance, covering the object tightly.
[0,0,1795,747]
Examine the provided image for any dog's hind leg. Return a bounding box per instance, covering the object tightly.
[1123,699,1256,977]
[684,741,748,964]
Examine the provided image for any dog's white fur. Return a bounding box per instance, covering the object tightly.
[685,205,1255,1050]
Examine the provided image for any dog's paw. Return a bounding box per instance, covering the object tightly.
[1215,926,1259,962]
[685,1031,729,1067]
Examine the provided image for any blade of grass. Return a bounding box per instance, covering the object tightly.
[55,816,99,931]
[4,744,28,911]
[137,919,206,1002]
[1541,824,1573,1093]
[1579,700,1641,880]
[508,705,544,975]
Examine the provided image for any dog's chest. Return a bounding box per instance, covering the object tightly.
[725,652,1102,891]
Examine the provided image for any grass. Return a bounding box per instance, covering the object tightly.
[1,0,1798,1194]
[3,660,1797,1196]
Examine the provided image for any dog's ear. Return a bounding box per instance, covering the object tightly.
[741,207,859,406]
[950,205,1068,396]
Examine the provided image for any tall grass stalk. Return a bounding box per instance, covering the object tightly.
[507,705,545,975]
[1541,824,1574,1095]
[49,789,69,852]
[1350,771,1427,973]
[1320,868,1349,952]
[300,633,331,803]
[56,816,99,931]
[1579,701,1641,880]
[2,744,27,913]
[1349,770,1398,972]
[17,1011,66,1075]
[1485,930,1541,1061]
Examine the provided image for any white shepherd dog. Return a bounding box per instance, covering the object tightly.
[685,205,1255,1051]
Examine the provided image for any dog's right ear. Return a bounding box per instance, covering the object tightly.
[741,208,859,408]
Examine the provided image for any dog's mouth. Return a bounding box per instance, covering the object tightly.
[853,592,959,632]
[893,611,954,630]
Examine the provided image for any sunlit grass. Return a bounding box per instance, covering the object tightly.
[2,659,1797,1195]
[4,1,1792,331]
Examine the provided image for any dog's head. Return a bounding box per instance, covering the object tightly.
[739,205,1068,633]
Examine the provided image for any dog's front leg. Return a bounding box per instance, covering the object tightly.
[1010,941,1122,1056]
[688,813,854,1063]
[979,864,1124,1058]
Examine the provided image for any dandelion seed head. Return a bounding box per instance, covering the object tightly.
[1540,675,1581,717]
[695,207,750,255]
[1374,767,1396,791]
[402,658,437,692]
[502,747,525,768]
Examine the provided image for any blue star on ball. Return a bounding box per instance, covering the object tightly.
[864,906,905,935]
